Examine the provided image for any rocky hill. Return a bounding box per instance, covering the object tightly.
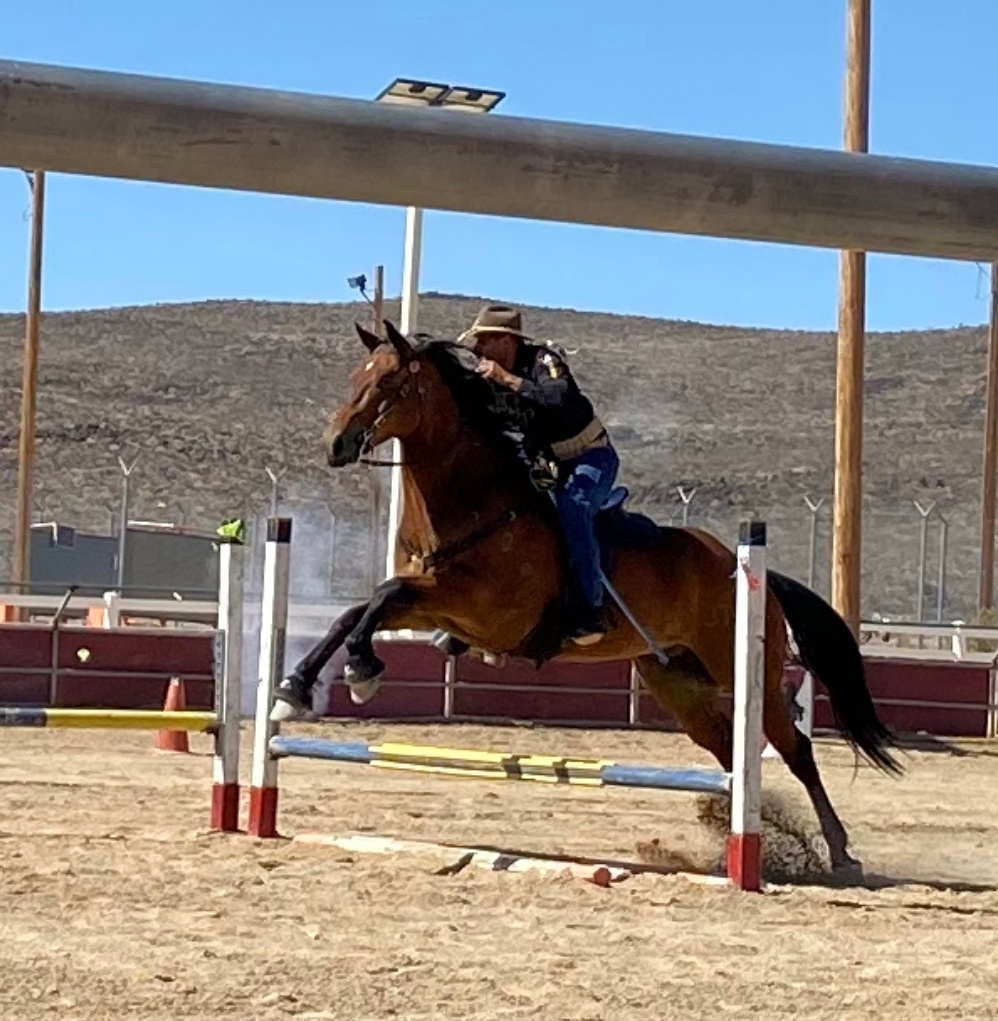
[0,294,987,620]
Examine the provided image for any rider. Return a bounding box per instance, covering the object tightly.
[460,303,619,646]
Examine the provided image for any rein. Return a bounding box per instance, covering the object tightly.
[356,367,422,468]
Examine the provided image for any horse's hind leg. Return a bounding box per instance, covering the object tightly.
[763,672,861,878]
[641,640,861,879]
[634,652,734,770]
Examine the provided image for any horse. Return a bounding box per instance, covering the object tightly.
[275,318,902,878]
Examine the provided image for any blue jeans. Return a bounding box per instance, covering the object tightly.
[554,445,619,611]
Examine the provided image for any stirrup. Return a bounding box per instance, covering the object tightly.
[571,631,605,647]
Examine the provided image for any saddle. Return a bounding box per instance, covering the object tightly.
[429,485,661,665]
[592,485,661,572]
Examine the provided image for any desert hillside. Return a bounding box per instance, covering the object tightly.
[0,294,985,620]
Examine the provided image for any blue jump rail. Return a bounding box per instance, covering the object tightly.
[267,736,732,796]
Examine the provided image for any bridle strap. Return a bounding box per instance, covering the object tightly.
[356,367,423,468]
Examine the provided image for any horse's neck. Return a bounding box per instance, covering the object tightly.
[398,428,521,548]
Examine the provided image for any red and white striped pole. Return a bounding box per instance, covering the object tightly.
[727,520,766,891]
[248,517,292,838]
[211,534,245,831]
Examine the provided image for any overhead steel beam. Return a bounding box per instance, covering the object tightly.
[4,60,998,261]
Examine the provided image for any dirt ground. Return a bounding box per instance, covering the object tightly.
[2,721,997,1021]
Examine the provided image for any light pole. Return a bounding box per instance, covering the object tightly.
[373,78,505,580]
[13,169,46,604]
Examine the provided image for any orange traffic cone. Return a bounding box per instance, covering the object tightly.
[155,677,190,753]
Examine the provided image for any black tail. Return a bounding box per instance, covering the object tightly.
[768,570,903,777]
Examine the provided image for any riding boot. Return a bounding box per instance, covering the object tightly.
[568,604,609,646]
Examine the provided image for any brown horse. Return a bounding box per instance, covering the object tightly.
[274,319,902,878]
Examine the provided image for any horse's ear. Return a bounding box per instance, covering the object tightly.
[383,320,414,362]
[355,322,381,353]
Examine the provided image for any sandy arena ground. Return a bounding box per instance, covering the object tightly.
[2,720,997,1021]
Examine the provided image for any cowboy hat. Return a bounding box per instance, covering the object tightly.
[457,304,534,345]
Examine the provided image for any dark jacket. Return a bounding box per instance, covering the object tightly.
[511,343,598,450]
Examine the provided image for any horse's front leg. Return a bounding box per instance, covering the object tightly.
[271,601,367,721]
[343,576,441,704]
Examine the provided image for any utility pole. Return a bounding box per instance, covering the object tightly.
[831,0,872,636]
[978,262,998,612]
[372,264,384,337]
[12,169,46,606]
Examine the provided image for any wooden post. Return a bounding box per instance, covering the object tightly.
[372,264,385,337]
[12,170,46,608]
[979,263,998,612]
[831,0,872,636]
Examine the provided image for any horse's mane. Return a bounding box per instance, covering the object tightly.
[408,334,536,482]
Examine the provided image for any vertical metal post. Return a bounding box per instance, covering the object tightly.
[628,663,641,726]
[936,514,949,623]
[728,520,766,892]
[831,0,872,637]
[265,465,285,518]
[13,169,46,607]
[47,586,76,705]
[804,496,824,591]
[327,511,338,595]
[368,479,382,593]
[979,263,998,612]
[915,500,935,622]
[442,655,456,720]
[383,206,423,581]
[115,456,138,592]
[677,486,696,526]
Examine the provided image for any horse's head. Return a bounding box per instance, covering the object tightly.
[323,320,428,468]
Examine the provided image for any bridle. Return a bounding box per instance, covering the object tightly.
[343,347,524,573]
[355,361,424,468]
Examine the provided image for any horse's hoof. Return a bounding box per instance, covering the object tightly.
[270,674,311,722]
[830,856,864,885]
[343,658,385,705]
[348,676,383,705]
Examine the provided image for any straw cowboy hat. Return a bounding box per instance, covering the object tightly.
[458,303,576,360]
[457,304,535,345]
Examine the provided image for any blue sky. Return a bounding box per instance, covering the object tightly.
[2,0,997,330]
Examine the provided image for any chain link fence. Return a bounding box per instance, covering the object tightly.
[0,454,985,625]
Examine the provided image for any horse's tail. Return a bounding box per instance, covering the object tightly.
[768,570,904,777]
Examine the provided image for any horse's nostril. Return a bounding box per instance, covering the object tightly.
[328,433,346,465]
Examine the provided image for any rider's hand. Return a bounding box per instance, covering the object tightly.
[477,359,520,390]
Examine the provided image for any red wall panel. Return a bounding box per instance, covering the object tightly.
[1,625,993,738]
[0,624,215,710]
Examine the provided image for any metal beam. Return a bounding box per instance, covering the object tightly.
[5,59,998,260]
